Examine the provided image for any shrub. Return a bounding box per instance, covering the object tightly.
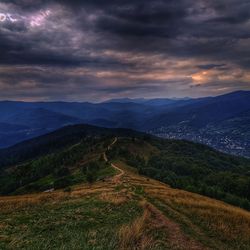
[64,187,72,193]
[54,176,72,189]
[54,167,70,177]
[86,171,96,184]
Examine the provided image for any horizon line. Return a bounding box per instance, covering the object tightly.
[0,89,249,104]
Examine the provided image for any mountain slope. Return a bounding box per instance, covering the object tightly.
[0,107,83,148]
[148,91,250,157]
[0,124,145,168]
[0,124,250,209]
[0,138,250,249]
[108,137,250,210]
[145,91,250,129]
[3,108,82,129]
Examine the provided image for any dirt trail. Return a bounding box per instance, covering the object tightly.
[111,163,125,184]
[103,137,117,162]
[108,137,117,149]
[144,202,207,250]
[103,152,108,162]
[0,136,224,249]
[103,138,207,249]
[104,137,125,183]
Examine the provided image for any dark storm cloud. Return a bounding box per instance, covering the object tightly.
[197,64,227,70]
[0,0,249,101]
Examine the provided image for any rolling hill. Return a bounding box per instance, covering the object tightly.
[0,124,250,249]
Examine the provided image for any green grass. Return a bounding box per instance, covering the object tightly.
[1,134,250,250]
[0,197,143,250]
[112,160,138,174]
[134,185,145,196]
[13,175,55,195]
[96,165,118,180]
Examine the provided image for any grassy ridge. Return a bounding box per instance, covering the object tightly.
[1,160,250,249]
[0,127,250,249]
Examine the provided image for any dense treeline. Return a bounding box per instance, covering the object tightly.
[109,138,250,210]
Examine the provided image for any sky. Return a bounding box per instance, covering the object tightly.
[0,0,250,101]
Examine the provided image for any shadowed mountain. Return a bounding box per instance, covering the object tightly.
[0,91,249,157]
[0,107,83,148]
[145,91,250,129]
[148,91,250,157]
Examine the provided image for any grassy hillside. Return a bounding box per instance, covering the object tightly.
[1,125,250,249]
[1,158,250,249]
[108,137,250,210]
[0,136,116,195]
[1,125,250,208]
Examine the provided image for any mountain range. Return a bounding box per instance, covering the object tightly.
[0,90,249,157]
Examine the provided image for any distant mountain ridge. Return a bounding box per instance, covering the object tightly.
[0,90,249,157]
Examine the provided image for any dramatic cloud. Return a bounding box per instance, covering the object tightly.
[0,0,249,101]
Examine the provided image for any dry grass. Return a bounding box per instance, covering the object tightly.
[1,159,250,250]
[0,192,66,212]
[109,161,250,249]
[118,200,206,250]
[114,161,250,249]
[99,190,130,205]
[183,201,250,241]
[0,180,114,212]
[146,202,206,250]
[118,203,154,250]
[144,184,250,249]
